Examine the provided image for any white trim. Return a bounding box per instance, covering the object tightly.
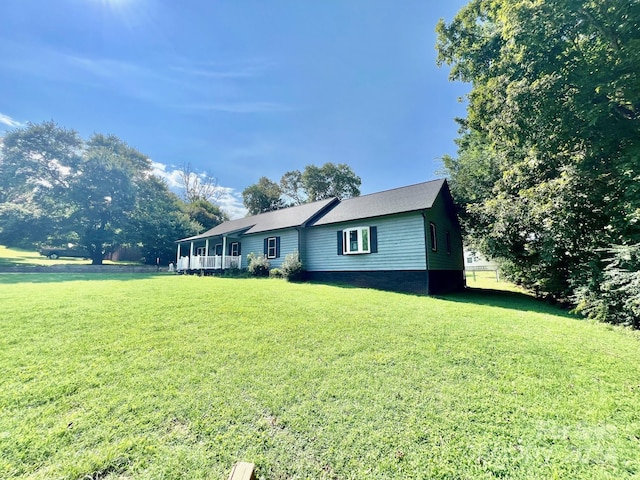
[266,237,277,259]
[343,226,371,255]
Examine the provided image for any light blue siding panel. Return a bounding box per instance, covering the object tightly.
[305,213,427,271]
[242,228,299,269]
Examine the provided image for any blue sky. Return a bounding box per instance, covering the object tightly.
[0,0,469,218]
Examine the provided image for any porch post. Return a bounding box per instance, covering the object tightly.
[176,243,181,263]
[205,238,210,257]
[222,236,227,271]
[190,242,194,270]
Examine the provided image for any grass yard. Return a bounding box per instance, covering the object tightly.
[1,274,639,479]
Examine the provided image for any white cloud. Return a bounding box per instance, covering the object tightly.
[151,161,183,188]
[216,187,248,220]
[0,113,24,128]
[151,161,247,219]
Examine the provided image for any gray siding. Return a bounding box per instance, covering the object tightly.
[242,228,299,269]
[424,193,464,271]
[305,212,427,272]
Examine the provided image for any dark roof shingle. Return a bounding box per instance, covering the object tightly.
[309,179,446,226]
[178,197,337,241]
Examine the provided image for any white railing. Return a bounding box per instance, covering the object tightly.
[177,255,241,271]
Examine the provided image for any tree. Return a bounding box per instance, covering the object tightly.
[177,162,220,203]
[131,175,198,265]
[437,0,640,308]
[67,134,149,264]
[184,198,229,232]
[0,121,82,247]
[300,163,361,202]
[242,177,286,215]
[280,170,307,205]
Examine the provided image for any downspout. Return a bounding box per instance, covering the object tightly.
[422,211,430,295]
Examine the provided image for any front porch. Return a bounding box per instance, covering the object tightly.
[176,230,246,273]
[176,255,241,272]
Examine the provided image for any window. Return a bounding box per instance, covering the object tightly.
[429,222,437,252]
[196,246,206,256]
[343,227,371,255]
[266,237,278,259]
[446,231,451,255]
[230,242,239,257]
[215,243,222,255]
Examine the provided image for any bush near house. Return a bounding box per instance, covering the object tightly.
[280,251,303,281]
[247,252,270,277]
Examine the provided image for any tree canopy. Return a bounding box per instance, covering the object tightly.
[0,121,201,265]
[437,0,640,323]
[243,163,361,215]
[242,177,286,216]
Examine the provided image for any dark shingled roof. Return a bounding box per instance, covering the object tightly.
[178,197,338,241]
[309,179,446,226]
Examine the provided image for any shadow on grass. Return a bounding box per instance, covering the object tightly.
[437,287,577,319]
[306,279,576,319]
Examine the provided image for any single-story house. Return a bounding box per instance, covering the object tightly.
[175,179,465,294]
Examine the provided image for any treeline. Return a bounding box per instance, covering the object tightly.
[437,0,640,326]
[0,121,227,265]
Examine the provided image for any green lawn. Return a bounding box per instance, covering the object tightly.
[1,274,639,479]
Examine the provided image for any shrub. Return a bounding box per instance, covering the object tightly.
[269,268,283,278]
[281,251,303,282]
[247,253,270,277]
[574,244,640,328]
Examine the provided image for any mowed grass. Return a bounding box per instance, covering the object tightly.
[1,275,639,479]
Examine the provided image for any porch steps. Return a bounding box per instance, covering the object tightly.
[227,461,256,480]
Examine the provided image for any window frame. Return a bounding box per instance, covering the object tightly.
[342,226,371,255]
[266,237,278,259]
[230,242,239,257]
[196,246,206,256]
[429,222,437,252]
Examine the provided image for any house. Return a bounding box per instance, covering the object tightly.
[464,249,499,271]
[175,179,465,294]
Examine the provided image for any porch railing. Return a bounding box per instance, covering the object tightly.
[177,255,241,271]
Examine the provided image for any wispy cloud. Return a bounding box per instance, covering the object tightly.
[0,42,288,115]
[180,102,292,113]
[151,161,247,219]
[0,112,24,128]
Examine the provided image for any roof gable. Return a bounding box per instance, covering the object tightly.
[309,179,447,226]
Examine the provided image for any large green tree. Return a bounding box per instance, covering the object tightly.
[280,163,361,204]
[0,121,83,247]
[437,0,640,308]
[242,176,285,215]
[67,134,148,264]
